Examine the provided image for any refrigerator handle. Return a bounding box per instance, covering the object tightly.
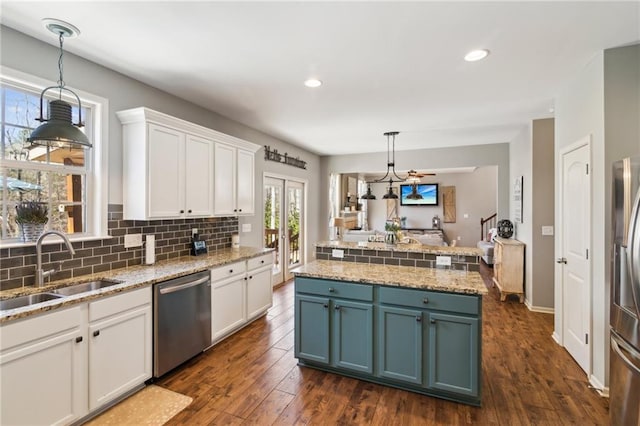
[627,185,640,317]
[612,334,640,375]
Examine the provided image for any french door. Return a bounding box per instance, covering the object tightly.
[264,176,305,286]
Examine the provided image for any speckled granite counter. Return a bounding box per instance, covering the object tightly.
[0,246,273,324]
[315,240,483,257]
[293,260,488,295]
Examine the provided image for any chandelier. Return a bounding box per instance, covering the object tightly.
[28,19,92,149]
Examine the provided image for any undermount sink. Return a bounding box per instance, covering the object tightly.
[0,293,64,311]
[51,279,123,296]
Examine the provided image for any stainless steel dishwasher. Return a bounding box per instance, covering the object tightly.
[154,271,211,377]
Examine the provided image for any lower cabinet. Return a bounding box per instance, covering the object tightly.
[294,277,482,406]
[211,253,273,344]
[0,287,152,425]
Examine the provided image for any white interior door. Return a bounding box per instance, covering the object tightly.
[560,142,591,373]
[263,176,305,286]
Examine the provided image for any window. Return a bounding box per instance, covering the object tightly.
[0,68,108,243]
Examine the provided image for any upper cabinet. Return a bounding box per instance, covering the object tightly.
[117,108,260,220]
[213,143,255,216]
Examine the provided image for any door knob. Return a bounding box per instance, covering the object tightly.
[556,258,567,264]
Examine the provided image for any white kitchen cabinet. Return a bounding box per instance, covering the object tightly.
[0,288,152,425]
[118,107,259,220]
[211,254,273,344]
[88,287,152,411]
[214,143,255,216]
[0,306,88,425]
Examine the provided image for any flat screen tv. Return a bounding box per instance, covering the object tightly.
[400,183,439,206]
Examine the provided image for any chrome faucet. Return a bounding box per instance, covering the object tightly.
[36,230,76,287]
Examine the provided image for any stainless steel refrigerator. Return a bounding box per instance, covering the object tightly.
[610,156,640,425]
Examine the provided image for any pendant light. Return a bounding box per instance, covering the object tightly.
[369,131,404,199]
[361,184,376,200]
[405,170,424,200]
[28,19,92,149]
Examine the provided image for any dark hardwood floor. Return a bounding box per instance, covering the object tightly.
[158,263,609,425]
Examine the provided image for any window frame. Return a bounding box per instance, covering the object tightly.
[0,66,109,246]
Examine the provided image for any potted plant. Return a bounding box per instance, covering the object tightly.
[15,201,48,242]
[384,220,401,245]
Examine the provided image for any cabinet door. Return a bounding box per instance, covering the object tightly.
[148,124,185,218]
[236,148,255,215]
[333,300,373,373]
[88,304,152,410]
[213,143,237,216]
[377,306,423,384]
[247,267,273,320]
[0,307,87,425]
[427,312,479,397]
[295,294,330,365]
[212,276,246,342]
[185,134,214,217]
[493,241,503,284]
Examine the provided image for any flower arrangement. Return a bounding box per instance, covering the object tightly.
[384,221,400,233]
[15,201,48,224]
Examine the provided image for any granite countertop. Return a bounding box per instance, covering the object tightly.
[0,246,273,324]
[315,240,483,257]
[293,260,488,295]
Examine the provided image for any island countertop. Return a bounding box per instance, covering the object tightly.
[314,240,483,257]
[293,260,488,295]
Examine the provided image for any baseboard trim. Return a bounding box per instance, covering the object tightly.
[524,300,554,314]
[589,375,609,398]
[552,331,562,345]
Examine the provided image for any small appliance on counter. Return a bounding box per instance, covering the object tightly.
[190,233,208,256]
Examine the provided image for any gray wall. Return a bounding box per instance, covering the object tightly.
[365,167,497,247]
[320,143,511,244]
[531,118,555,309]
[0,26,322,260]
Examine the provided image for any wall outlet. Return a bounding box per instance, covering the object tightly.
[436,255,452,266]
[542,226,554,236]
[192,228,198,236]
[332,249,344,259]
[463,213,469,219]
[242,223,251,233]
[124,233,143,248]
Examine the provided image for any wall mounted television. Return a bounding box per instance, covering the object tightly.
[400,183,439,206]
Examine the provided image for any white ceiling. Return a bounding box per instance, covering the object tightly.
[1,2,638,156]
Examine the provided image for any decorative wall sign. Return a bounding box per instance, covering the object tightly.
[442,186,456,223]
[514,176,523,223]
[264,145,307,169]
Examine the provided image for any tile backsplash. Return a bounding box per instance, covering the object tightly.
[0,204,238,290]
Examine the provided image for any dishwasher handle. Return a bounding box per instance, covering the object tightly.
[159,276,210,295]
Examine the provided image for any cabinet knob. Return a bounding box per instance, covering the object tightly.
[239,209,242,212]
[180,209,184,214]
[229,269,233,273]
[234,209,238,212]
[249,275,253,279]
[261,260,265,264]
[244,277,248,281]
[335,305,341,310]
[556,258,567,264]
[422,298,429,304]
[430,319,436,324]
[416,316,422,322]
[188,209,192,213]
[93,330,100,337]
[75,336,83,343]
[328,287,335,293]
[323,304,328,308]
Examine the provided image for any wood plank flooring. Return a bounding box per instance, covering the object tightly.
[157,263,609,425]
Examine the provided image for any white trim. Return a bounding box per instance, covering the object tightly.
[552,331,562,345]
[524,300,554,314]
[557,135,592,376]
[0,66,109,241]
[116,107,260,153]
[589,375,609,398]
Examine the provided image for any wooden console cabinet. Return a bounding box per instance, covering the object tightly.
[492,237,525,302]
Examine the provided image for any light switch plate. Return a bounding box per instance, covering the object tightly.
[542,226,554,236]
[436,255,452,266]
[332,249,344,259]
[124,233,143,248]
[242,223,251,233]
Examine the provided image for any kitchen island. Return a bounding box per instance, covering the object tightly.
[293,259,487,406]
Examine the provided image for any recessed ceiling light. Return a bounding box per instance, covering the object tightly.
[464,49,490,62]
[304,78,322,88]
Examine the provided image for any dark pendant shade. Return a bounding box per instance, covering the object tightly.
[28,99,91,149]
[382,186,398,199]
[361,185,376,200]
[405,184,423,200]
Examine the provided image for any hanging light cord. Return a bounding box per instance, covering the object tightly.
[57,32,66,89]
[371,131,405,184]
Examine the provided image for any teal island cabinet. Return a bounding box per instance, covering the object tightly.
[293,260,487,406]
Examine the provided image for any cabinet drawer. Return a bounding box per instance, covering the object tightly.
[296,278,373,301]
[89,287,151,322]
[379,286,479,315]
[211,261,246,281]
[247,253,273,270]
